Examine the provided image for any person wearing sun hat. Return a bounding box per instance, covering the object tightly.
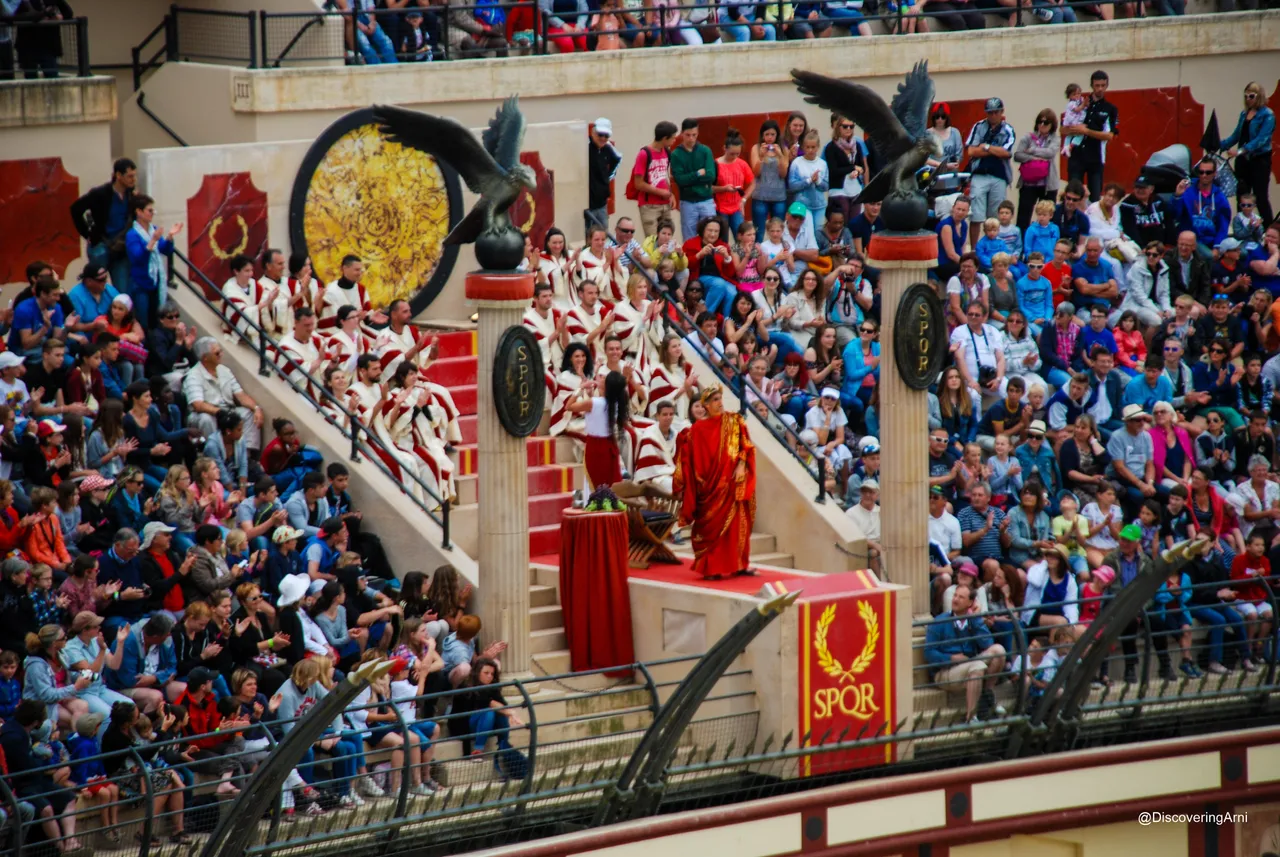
[1107,403,1157,509]
[1022,542,1079,630]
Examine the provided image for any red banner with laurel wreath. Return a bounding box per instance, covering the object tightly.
[798,573,896,776]
[186,173,269,300]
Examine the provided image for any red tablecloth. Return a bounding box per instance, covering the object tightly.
[559,510,634,676]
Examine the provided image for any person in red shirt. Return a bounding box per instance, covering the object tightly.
[1230,531,1275,663]
[177,666,247,795]
[631,121,678,238]
[1044,238,1076,309]
[139,521,192,615]
[713,130,754,238]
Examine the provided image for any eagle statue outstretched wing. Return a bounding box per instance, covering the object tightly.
[374,96,535,269]
[790,61,939,213]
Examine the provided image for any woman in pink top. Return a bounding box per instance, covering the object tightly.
[1148,400,1193,492]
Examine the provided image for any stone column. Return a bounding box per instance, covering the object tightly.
[867,233,939,615]
[467,272,534,674]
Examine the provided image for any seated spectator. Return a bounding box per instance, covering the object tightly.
[146,300,198,381]
[1167,230,1213,312]
[1086,348,1126,438]
[123,381,187,492]
[23,486,70,575]
[1014,420,1061,501]
[155,465,199,553]
[285,471,333,542]
[16,418,74,491]
[25,340,84,421]
[261,418,322,498]
[1,699,87,852]
[719,0,777,41]
[204,408,251,496]
[845,480,882,571]
[1071,237,1120,320]
[956,481,1009,581]
[1020,544,1079,630]
[100,294,146,386]
[183,337,264,456]
[923,585,1007,722]
[192,456,239,529]
[8,275,67,365]
[105,467,154,535]
[97,527,150,636]
[139,520,191,618]
[105,612,179,714]
[238,475,289,554]
[303,518,348,583]
[60,611,132,726]
[175,665,245,796]
[189,524,243,598]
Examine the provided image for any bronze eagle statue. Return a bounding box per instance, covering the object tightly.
[791,61,941,231]
[374,96,537,270]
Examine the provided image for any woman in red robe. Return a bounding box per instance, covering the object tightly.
[673,386,756,580]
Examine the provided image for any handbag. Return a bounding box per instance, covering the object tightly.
[1020,158,1050,185]
[117,339,148,365]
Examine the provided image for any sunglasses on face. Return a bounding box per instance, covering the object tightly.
[1198,169,1215,176]
[1038,119,1052,125]
[1164,346,1180,353]
[1064,195,1081,202]
[618,228,635,234]
[839,123,853,129]
[860,327,876,334]
[1027,263,1044,270]
[1242,203,1255,209]
[764,276,780,282]
[1145,251,1162,258]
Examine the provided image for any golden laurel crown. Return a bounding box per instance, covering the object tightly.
[814,600,879,685]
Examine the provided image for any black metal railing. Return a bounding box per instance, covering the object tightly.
[913,572,1280,719]
[0,16,90,79]
[125,0,1188,76]
[171,250,452,549]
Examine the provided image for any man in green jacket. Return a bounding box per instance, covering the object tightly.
[669,118,718,242]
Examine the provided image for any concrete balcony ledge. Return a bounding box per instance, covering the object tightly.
[0,75,118,128]
[229,10,1279,114]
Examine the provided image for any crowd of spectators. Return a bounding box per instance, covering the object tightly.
[316,0,1247,65]
[0,156,524,851]
[563,79,1275,718]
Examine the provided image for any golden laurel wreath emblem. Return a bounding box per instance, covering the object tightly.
[815,601,879,685]
[208,215,249,261]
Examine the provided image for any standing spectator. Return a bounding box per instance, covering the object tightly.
[1222,82,1275,228]
[586,118,621,236]
[787,130,830,234]
[70,156,136,298]
[823,114,867,224]
[1013,109,1061,230]
[1063,70,1119,201]
[631,121,678,238]
[123,194,181,330]
[670,118,718,242]
[926,103,964,173]
[750,121,791,230]
[715,129,754,237]
[963,99,1015,232]
[935,196,970,284]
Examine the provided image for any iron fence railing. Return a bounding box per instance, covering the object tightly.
[0,652,752,857]
[0,16,89,79]
[123,0,1190,77]
[170,249,453,549]
[912,573,1280,719]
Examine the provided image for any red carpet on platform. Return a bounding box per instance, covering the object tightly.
[531,554,880,596]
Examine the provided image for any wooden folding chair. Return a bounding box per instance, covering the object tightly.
[613,481,681,569]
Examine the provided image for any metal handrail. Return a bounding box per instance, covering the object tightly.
[171,249,452,548]
[130,16,168,89]
[621,249,829,504]
[2,17,92,77]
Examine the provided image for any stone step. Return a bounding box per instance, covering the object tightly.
[452,491,574,534]
[421,354,477,388]
[454,435,561,475]
[531,627,568,654]
[451,383,478,416]
[418,328,476,359]
[529,524,563,558]
[529,583,558,608]
[530,562,561,589]
[454,463,582,505]
[530,604,563,631]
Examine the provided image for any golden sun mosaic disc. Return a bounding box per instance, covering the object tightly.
[292,114,461,312]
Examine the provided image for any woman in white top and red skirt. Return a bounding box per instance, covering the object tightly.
[567,370,630,490]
